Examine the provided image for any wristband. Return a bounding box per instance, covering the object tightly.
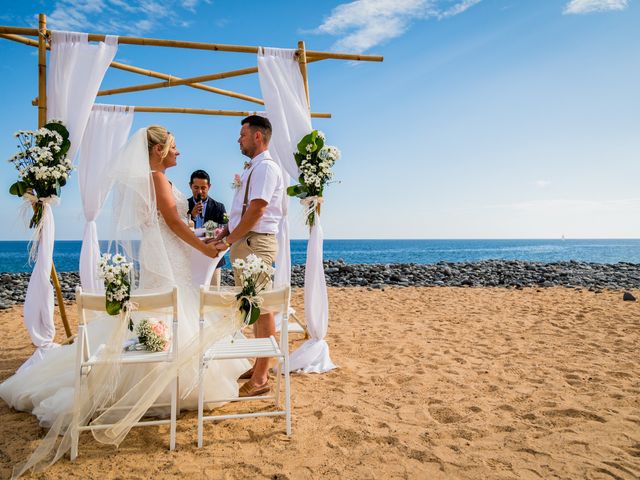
[222,237,232,248]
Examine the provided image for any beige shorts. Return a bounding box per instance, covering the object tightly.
[230,231,278,289]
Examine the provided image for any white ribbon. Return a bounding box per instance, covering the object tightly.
[20,195,61,262]
[300,196,324,226]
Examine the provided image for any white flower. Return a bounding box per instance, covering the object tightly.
[305,143,313,152]
[233,258,246,270]
[113,254,125,264]
[316,130,326,141]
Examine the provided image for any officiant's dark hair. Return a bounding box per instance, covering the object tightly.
[241,115,272,143]
[190,169,210,185]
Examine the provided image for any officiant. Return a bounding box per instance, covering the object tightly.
[188,169,227,286]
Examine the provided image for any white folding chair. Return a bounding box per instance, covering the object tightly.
[197,286,292,448]
[70,286,179,460]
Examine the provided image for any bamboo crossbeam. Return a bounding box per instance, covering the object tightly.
[97,67,264,105]
[129,106,331,118]
[0,26,384,62]
[0,32,40,47]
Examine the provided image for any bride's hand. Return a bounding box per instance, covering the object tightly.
[202,243,221,259]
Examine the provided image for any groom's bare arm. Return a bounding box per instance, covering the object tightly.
[152,172,221,258]
[219,199,267,247]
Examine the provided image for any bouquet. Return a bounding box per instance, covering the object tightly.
[233,254,274,326]
[133,318,171,352]
[8,121,72,227]
[97,253,133,325]
[286,130,340,227]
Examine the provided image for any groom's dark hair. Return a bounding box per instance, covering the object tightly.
[190,169,210,185]
[242,115,272,143]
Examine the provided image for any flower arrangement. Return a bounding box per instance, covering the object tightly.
[231,174,242,190]
[8,121,72,227]
[134,318,171,352]
[233,254,274,326]
[97,253,133,323]
[286,130,340,227]
[203,220,225,239]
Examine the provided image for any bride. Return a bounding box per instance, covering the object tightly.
[0,126,249,475]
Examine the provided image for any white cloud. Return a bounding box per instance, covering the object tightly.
[563,0,629,14]
[534,180,551,189]
[314,0,482,53]
[46,0,212,35]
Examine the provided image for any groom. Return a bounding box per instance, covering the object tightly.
[212,115,284,397]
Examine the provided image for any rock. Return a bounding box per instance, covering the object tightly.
[623,291,636,301]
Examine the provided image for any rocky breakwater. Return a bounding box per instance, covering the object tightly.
[1,260,639,309]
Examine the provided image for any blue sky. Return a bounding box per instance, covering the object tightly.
[0,0,638,240]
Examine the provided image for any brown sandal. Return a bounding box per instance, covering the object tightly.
[239,380,270,397]
[239,367,254,380]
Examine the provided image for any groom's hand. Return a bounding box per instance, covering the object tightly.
[213,241,228,251]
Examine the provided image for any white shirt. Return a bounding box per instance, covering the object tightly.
[229,150,284,235]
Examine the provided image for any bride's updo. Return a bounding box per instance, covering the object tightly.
[147,125,175,160]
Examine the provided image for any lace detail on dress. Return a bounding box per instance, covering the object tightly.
[147,184,193,289]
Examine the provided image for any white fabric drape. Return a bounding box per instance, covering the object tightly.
[48,31,118,163]
[19,203,56,374]
[257,48,336,373]
[21,32,118,370]
[78,105,134,291]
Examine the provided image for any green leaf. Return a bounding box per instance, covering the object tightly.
[248,306,260,325]
[9,181,28,196]
[106,300,122,316]
[44,121,70,140]
[58,139,71,157]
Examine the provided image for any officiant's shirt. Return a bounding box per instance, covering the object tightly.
[229,150,284,234]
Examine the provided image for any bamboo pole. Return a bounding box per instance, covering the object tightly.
[297,40,311,112]
[36,14,72,340]
[97,68,265,105]
[0,25,384,62]
[130,106,331,118]
[98,57,324,100]
[37,15,46,127]
[109,63,263,101]
[0,32,40,47]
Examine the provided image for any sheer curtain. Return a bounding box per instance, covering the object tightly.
[48,31,118,162]
[78,104,134,292]
[21,32,118,371]
[257,47,336,373]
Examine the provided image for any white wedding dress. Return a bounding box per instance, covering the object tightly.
[0,183,249,426]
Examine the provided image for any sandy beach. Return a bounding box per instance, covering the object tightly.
[1,286,639,479]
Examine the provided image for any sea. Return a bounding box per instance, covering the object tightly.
[1,239,639,273]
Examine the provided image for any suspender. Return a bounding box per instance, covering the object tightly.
[241,169,254,217]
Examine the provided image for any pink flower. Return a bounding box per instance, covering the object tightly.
[234,174,241,182]
[151,320,166,337]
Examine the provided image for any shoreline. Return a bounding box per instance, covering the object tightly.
[1,260,639,309]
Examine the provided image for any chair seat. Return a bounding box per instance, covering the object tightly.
[204,336,282,361]
[86,343,174,366]
[287,322,305,333]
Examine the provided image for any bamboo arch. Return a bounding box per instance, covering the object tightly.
[0,13,383,342]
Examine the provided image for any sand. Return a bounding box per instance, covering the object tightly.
[0,287,639,479]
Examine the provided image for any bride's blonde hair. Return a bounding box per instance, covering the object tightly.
[147,125,174,159]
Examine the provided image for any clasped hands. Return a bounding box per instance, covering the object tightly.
[202,232,229,258]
